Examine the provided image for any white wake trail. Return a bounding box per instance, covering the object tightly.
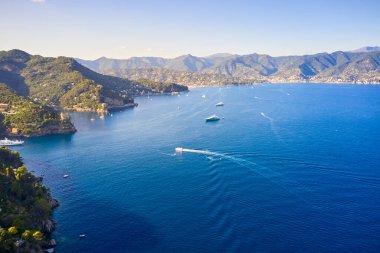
[260,112,273,122]
[174,147,331,216]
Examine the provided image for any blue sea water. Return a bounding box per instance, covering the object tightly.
[12,84,380,252]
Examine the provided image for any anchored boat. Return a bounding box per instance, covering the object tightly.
[0,138,24,146]
[205,114,220,122]
[215,102,224,106]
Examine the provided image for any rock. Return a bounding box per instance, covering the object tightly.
[42,219,57,233]
[49,198,60,209]
[48,239,57,247]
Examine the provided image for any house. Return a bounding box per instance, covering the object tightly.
[60,112,70,121]
[9,128,19,134]
[0,103,9,112]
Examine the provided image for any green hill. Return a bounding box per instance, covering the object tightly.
[0,83,76,137]
[0,147,58,252]
[0,49,188,112]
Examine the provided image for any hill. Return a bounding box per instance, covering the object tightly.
[0,50,188,112]
[76,48,380,85]
[0,83,76,137]
[0,147,59,252]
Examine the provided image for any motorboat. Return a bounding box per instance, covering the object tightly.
[205,115,220,122]
[0,138,24,146]
[215,102,224,106]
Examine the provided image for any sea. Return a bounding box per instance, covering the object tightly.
[12,84,380,252]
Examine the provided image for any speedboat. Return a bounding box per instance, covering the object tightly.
[63,174,69,178]
[0,138,24,146]
[205,115,220,122]
[215,102,224,106]
[79,234,86,239]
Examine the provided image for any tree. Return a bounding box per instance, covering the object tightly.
[7,226,18,235]
[32,231,43,241]
[21,230,32,240]
[0,114,6,135]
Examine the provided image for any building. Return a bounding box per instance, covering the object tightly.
[0,103,9,112]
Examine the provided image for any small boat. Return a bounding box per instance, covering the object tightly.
[79,234,86,238]
[90,118,95,121]
[63,174,69,178]
[202,94,206,98]
[0,138,24,146]
[205,115,220,122]
[215,102,224,106]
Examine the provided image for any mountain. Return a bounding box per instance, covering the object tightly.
[350,46,380,53]
[0,49,187,112]
[0,49,187,136]
[76,47,380,85]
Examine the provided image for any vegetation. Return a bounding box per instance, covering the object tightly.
[77,50,380,85]
[136,78,189,93]
[0,147,56,252]
[0,49,188,112]
[0,83,75,137]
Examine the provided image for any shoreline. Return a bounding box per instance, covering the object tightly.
[186,81,380,89]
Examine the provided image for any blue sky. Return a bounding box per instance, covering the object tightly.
[0,0,379,59]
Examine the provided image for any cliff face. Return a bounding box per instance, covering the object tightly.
[26,119,76,137]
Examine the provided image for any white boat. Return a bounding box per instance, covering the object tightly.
[205,115,220,122]
[63,174,69,178]
[202,94,206,98]
[215,102,224,106]
[175,147,183,153]
[79,234,86,238]
[0,138,24,146]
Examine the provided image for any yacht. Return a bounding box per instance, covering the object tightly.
[215,102,224,106]
[205,115,220,122]
[0,138,24,146]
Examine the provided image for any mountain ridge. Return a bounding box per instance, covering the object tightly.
[76,47,380,85]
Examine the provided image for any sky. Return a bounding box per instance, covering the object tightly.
[0,0,379,59]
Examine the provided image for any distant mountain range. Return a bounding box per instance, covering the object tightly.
[77,47,380,85]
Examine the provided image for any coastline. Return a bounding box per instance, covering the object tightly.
[186,81,380,89]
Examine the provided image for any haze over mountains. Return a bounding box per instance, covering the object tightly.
[77,47,380,86]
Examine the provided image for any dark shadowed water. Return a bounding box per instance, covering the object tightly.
[12,84,380,252]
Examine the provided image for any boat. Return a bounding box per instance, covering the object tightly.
[63,174,69,178]
[215,102,224,106]
[0,138,24,146]
[202,94,206,98]
[205,115,220,122]
[79,234,86,238]
[175,147,183,153]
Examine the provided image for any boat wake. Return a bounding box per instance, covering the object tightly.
[260,112,273,122]
[175,147,330,214]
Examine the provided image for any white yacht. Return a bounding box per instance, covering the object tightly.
[215,102,224,106]
[0,138,24,146]
[205,115,220,122]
